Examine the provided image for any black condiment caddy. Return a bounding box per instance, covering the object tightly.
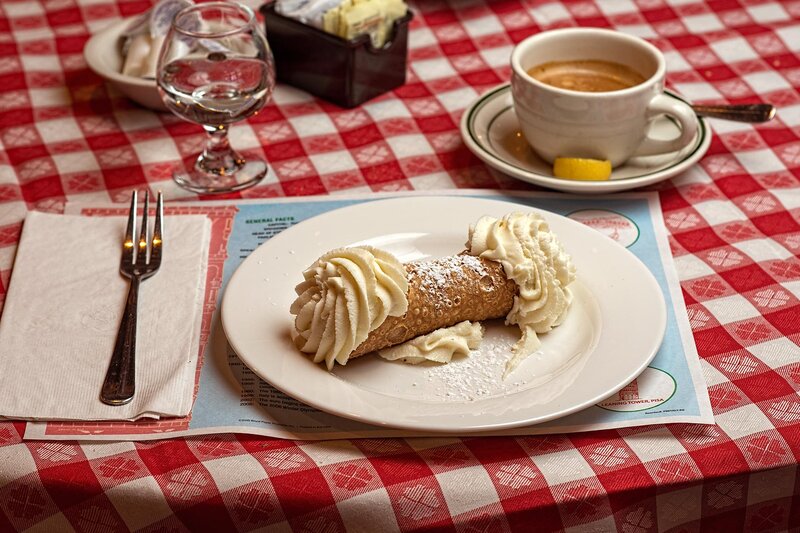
[260,2,413,108]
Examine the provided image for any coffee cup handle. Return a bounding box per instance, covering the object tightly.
[635,94,698,156]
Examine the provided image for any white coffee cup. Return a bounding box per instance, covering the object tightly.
[510,28,698,167]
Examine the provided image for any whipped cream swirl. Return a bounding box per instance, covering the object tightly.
[290,246,408,370]
[377,321,483,364]
[467,212,576,374]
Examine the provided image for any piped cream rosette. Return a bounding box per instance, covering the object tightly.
[290,246,408,370]
[467,212,576,373]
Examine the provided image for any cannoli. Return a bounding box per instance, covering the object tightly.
[351,254,515,356]
[290,212,576,373]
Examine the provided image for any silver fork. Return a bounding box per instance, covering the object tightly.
[100,190,163,406]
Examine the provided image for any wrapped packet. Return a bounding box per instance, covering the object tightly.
[277,0,407,47]
[325,1,381,47]
[120,0,192,78]
[375,0,408,47]
[276,0,345,29]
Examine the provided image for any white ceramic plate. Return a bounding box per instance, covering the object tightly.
[221,197,667,432]
[461,84,711,194]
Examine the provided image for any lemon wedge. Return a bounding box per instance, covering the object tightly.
[553,157,612,181]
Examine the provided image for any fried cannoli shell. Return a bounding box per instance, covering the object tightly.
[350,255,516,357]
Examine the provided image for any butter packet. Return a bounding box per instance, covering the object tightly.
[280,0,407,48]
[340,1,384,45]
[377,0,408,47]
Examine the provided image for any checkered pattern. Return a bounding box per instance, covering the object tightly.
[0,0,799,530]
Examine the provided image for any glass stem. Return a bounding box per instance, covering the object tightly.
[198,125,243,175]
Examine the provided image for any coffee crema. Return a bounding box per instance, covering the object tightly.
[527,60,646,93]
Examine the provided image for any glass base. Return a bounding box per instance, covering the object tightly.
[173,158,268,194]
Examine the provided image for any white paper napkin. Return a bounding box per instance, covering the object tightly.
[0,211,211,421]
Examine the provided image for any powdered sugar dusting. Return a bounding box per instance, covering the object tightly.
[331,274,600,407]
[420,315,591,403]
[409,255,490,312]
[425,328,520,401]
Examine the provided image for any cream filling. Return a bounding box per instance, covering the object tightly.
[290,246,408,370]
[377,321,483,364]
[467,212,576,375]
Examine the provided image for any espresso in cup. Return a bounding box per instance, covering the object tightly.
[527,60,646,93]
[510,28,699,167]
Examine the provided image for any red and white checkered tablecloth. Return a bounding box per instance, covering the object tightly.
[1,0,799,531]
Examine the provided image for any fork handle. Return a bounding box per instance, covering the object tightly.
[101,277,140,405]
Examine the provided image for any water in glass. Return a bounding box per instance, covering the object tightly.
[157,2,275,193]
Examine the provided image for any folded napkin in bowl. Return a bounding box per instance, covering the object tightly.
[0,211,211,421]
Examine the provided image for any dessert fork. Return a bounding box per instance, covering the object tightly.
[100,190,163,406]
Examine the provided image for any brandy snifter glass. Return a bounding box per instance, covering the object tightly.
[157,2,275,193]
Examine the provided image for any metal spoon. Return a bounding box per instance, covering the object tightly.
[691,103,776,123]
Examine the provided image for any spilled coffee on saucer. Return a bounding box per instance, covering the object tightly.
[527,60,646,92]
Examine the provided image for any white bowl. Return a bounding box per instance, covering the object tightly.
[83,18,168,111]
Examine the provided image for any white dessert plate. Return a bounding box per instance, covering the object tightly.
[461,84,711,194]
[221,197,666,432]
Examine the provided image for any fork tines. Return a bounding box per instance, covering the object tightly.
[151,191,163,267]
[122,190,137,266]
[138,190,149,263]
[121,190,163,274]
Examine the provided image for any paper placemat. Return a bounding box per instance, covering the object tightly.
[26,190,712,440]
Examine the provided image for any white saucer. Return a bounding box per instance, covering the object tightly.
[461,84,711,194]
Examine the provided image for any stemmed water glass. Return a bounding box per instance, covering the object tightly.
[157,2,275,193]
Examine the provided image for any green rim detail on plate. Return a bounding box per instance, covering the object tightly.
[466,85,708,183]
[485,104,513,151]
